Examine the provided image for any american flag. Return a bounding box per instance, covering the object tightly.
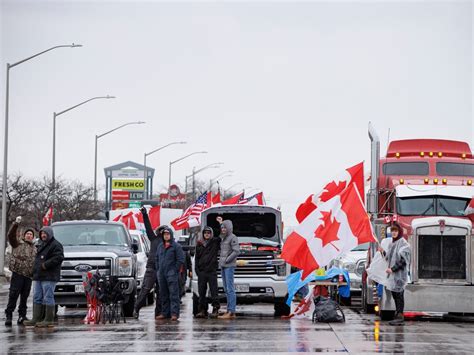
[171,191,209,231]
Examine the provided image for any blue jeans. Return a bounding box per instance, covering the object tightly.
[33,281,57,306]
[221,267,236,313]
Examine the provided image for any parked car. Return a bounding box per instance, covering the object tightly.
[330,242,369,294]
[52,220,139,317]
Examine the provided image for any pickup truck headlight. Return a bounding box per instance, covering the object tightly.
[118,257,132,277]
[342,262,356,273]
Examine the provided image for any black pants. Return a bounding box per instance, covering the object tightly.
[198,271,219,313]
[135,269,161,316]
[391,290,404,314]
[5,272,32,318]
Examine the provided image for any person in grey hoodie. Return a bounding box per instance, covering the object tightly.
[217,220,240,319]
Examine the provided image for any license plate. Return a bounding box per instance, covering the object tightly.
[75,284,85,293]
[235,284,250,293]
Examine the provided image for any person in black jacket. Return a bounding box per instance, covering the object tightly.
[155,227,184,321]
[195,226,221,318]
[24,226,64,328]
[133,206,165,319]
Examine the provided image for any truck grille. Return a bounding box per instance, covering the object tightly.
[218,254,277,276]
[418,234,466,280]
[61,257,112,282]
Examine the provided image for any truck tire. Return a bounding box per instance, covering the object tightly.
[274,300,291,317]
[379,310,395,321]
[192,293,199,316]
[123,290,136,318]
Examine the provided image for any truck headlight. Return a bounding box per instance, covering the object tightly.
[342,262,356,273]
[118,257,132,277]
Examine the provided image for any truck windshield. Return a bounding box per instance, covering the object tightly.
[53,224,129,246]
[206,212,279,243]
[383,162,429,176]
[397,196,469,216]
[436,162,474,177]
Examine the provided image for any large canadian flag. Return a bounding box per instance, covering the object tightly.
[282,182,376,278]
[295,162,364,223]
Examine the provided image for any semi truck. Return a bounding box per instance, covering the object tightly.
[363,123,474,318]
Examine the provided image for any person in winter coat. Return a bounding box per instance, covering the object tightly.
[384,222,411,326]
[4,216,36,326]
[217,220,240,319]
[133,207,165,319]
[195,225,221,318]
[24,226,64,328]
[155,227,185,321]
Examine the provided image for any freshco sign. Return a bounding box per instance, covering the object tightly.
[112,179,144,191]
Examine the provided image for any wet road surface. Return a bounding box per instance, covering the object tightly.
[1,282,474,354]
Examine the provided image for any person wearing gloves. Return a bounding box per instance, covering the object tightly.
[155,227,185,321]
[217,220,240,320]
[24,227,64,328]
[133,206,165,320]
[195,225,221,319]
[4,217,36,326]
[383,222,411,326]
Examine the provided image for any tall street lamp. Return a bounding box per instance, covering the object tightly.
[143,141,187,199]
[168,151,207,190]
[95,121,145,200]
[188,162,223,200]
[52,95,115,208]
[224,182,243,196]
[1,43,82,275]
[209,170,234,189]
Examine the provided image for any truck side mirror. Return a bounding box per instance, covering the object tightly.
[132,241,139,253]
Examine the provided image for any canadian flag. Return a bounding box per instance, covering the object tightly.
[212,192,221,205]
[295,162,364,223]
[136,205,161,230]
[238,192,265,206]
[282,182,376,279]
[42,206,53,226]
[222,192,244,205]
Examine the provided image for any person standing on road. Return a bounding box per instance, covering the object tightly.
[133,206,165,320]
[195,225,221,318]
[217,219,240,320]
[155,227,185,321]
[4,216,36,326]
[24,226,64,328]
[384,222,411,326]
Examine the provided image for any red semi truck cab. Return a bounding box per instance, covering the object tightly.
[363,125,474,317]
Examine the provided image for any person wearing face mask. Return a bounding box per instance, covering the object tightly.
[155,227,184,321]
[4,216,36,326]
[195,226,221,319]
[383,222,411,326]
[217,219,240,320]
[24,226,64,328]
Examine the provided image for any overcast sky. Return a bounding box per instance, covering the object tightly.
[1,0,472,226]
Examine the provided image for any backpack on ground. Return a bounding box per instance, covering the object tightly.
[312,296,345,323]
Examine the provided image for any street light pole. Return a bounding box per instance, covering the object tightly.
[94,121,145,200]
[143,141,187,200]
[209,170,234,189]
[52,95,115,210]
[168,151,208,190]
[1,43,82,276]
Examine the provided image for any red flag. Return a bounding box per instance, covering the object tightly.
[148,206,161,230]
[121,211,137,230]
[282,183,375,279]
[296,162,364,223]
[42,206,53,226]
[212,192,221,205]
[238,192,264,206]
[222,192,244,205]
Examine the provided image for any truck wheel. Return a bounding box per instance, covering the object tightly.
[379,310,395,321]
[274,300,291,317]
[123,290,136,317]
[192,293,199,316]
[147,291,154,306]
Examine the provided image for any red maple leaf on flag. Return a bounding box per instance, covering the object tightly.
[314,210,341,250]
[319,180,347,202]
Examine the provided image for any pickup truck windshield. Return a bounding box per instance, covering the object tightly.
[206,212,278,243]
[397,196,469,216]
[53,224,129,246]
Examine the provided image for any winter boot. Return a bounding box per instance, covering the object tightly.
[17,315,29,325]
[36,305,55,328]
[218,312,236,320]
[389,313,404,326]
[23,304,44,327]
[4,312,12,326]
[195,311,207,319]
[210,307,219,319]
